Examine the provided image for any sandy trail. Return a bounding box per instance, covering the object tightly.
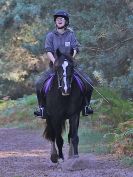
[0,128,132,177]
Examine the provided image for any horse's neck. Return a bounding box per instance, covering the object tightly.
[53,74,59,88]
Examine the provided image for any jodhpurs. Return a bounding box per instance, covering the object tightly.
[74,68,93,104]
[35,69,54,107]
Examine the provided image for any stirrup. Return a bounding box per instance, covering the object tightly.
[34,107,46,119]
[82,105,93,116]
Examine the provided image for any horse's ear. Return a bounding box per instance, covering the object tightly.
[56,48,62,57]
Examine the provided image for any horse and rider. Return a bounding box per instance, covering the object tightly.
[34,10,93,119]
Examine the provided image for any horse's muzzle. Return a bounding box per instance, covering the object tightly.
[62,92,70,96]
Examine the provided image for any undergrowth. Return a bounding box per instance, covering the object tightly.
[0,94,44,129]
[120,156,133,166]
[0,87,132,161]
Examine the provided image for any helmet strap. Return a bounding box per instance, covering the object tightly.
[56,25,66,29]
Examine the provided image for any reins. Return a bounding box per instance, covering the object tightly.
[74,69,110,104]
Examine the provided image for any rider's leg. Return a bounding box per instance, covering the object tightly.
[74,68,94,116]
[34,69,53,118]
[82,82,93,116]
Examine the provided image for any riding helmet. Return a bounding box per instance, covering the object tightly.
[53,10,69,26]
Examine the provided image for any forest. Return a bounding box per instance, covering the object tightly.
[0,0,133,173]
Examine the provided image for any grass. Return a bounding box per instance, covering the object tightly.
[63,117,112,155]
[120,156,133,166]
[0,94,45,129]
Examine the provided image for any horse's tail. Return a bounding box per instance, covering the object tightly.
[43,118,66,141]
[43,118,54,141]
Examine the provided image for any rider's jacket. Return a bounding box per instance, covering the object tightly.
[44,28,79,57]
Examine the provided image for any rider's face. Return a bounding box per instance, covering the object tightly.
[55,17,66,28]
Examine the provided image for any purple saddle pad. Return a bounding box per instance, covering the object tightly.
[43,74,55,94]
[43,73,85,94]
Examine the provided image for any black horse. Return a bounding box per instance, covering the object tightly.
[43,49,85,163]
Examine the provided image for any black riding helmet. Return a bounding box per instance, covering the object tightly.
[54,10,69,27]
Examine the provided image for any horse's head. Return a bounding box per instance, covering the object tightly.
[54,48,74,96]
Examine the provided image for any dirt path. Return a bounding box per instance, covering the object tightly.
[0,128,132,177]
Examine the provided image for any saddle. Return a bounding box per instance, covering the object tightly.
[43,73,86,94]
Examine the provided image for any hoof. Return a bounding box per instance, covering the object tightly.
[68,155,72,159]
[50,154,58,163]
[58,158,64,163]
[73,154,79,158]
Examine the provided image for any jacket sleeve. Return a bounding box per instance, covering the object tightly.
[71,32,80,53]
[44,32,54,53]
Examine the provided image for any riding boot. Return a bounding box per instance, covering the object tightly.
[82,97,93,116]
[34,90,47,119]
[82,82,94,116]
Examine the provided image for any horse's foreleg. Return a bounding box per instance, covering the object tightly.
[68,138,74,158]
[68,127,74,158]
[69,114,79,158]
[50,141,58,163]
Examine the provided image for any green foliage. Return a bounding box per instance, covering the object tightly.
[103,133,117,143]
[124,128,133,137]
[76,121,111,154]
[120,156,133,166]
[17,94,36,106]
[79,127,104,145]
[113,127,133,157]
[0,94,43,129]
[93,87,133,127]
[115,128,133,141]
[0,0,133,99]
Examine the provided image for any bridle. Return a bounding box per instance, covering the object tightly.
[56,59,73,91]
[57,71,73,89]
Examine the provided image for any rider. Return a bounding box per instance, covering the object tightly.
[34,10,93,118]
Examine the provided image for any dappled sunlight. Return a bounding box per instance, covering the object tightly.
[0,149,49,158]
